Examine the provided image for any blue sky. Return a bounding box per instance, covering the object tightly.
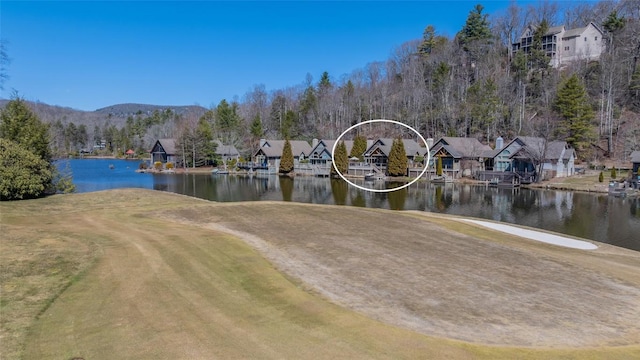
[2,1,536,111]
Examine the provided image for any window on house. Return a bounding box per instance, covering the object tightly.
[595,36,598,41]
[565,46,569,51]
[584,37,587,41]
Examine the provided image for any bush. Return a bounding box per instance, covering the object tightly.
[599,171,604,183]
[166,162,174,170]
[139,162,148,170]
[154,161,163,170]
[0,139,53,200]
[610,166,617,179]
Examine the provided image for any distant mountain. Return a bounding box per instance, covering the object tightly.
[0,99,207,128]
[94,103,208,117]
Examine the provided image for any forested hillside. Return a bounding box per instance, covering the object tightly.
[2,0,639,163]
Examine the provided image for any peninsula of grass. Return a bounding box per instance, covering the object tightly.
[1,189,639,359]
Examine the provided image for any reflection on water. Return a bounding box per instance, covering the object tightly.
[63,159,640,252]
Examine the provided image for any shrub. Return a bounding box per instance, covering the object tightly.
[139,162,148,170]
[166,162,174,170]
[610,166,617,179]
[154,161,163,170]
[0,139,53,200]
[599,171,604,183]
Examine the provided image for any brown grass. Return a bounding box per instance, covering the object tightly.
[1,189,639,359]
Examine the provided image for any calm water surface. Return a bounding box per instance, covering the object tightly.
[62,159,640,251]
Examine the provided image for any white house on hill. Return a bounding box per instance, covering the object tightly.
[512,22,604,68]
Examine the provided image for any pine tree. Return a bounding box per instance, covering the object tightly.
[332,140,348,176]
[250,114,263,157]
[599,171,604,183]
[0,97,51,161]
[554,75,596,157]
[611,166,617,179]
[279,139,294,174]
[387,138,407,177]
[529,19,551,71]
[350,135,367,161]
[458,4,492,55]
[419,25,437,56]
[436,156,443,176]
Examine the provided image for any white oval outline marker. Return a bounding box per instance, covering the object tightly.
[330,119,431,193]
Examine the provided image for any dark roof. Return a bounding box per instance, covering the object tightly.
[213,140,240,157]
[510,137,572,160]
[432,137,493,158]
[365,138,426,157]
[152,139,177,155]
[256,140,312,158]
[311,139,355,157]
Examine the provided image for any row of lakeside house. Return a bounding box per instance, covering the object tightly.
[149,136,589,182]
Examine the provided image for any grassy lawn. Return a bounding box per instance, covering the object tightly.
[1,189,639,359]
[527,169,637,193]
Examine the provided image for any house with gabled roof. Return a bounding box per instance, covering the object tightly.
[213,140,240,163]
[512,22,604,68]
[309,139,355,165]
[254,139,312,168]
[482,136,576,182]
[150,139,178,165]
[363,138,427,169]
[429,137,494,178]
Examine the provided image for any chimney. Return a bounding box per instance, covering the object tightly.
[426,138,434,149]
[259,138,266,148]
[496,136,504,150]
[312,138,319,148]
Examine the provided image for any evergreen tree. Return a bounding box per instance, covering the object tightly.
[554,75,596,156]
[0,97,75,199]
[350,135,367,161]
[529,19,551,71]
[250,114,263,156]
[281,110,297,139]
[279,139,294,174]
[0,139,53,200]
[250,114,263,139]
[599,171,604,183]
[436,156,443,176]
[332,140,348,176]
[419,25,437,56]
[0,97,51,161]
[603,11,625,35]
[216,99,241,143]
[387,138,407,177]
[458,4,492,54]
[197,117,217,166]
[318,71,331,94]
[611,166,617,179]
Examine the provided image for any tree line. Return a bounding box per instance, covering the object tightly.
[152,0,640,163]
[5,0,640,165]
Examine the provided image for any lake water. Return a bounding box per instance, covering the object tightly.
[61,158,640,252]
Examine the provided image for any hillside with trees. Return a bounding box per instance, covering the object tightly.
[2,0,639,163]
